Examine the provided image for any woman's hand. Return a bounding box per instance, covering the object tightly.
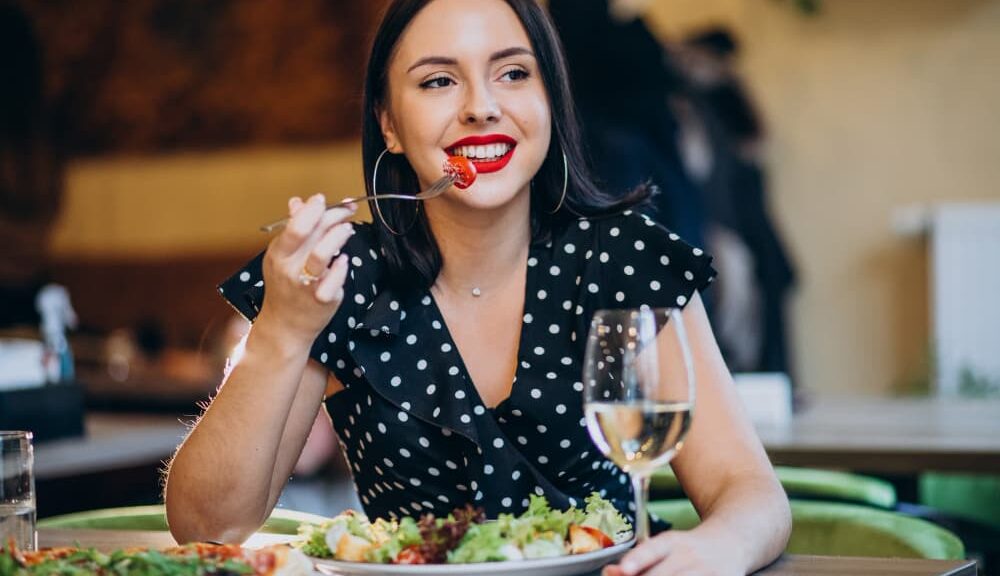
[603,529,745,576]
[258,193,356,343]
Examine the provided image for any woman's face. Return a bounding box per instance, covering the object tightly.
[380,0,552,211]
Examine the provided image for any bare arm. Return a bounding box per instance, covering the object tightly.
[165,331,328,543]
[612,292,791,575]
[164,195,355,544]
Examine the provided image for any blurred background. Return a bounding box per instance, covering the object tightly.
[2,0,999,569]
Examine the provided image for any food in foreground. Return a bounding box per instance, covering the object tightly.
[443,155,477,189]
[0,542,312,576]
[298,493,632,564]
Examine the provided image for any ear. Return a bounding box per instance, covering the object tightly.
[377,106,404,154]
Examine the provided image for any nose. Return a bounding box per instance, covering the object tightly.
[460,79,501,125]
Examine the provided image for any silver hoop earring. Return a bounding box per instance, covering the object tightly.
[371,148,418,236]
[548,152,568,214]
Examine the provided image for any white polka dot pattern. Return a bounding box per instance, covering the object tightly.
[217,212,714,524]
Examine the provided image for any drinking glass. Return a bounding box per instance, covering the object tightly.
[0,431,36,551]
[583,308,694,542]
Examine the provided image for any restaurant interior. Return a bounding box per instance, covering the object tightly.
[2,0,999,574]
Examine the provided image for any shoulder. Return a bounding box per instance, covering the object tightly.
[558,209,707,262]
[341,221,384,278]
[553,209,716,308]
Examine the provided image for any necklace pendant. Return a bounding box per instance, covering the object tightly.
[471,287,482,297]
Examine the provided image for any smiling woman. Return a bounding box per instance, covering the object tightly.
[164,1,791,574]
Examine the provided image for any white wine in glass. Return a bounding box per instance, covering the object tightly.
[583,307,694,542]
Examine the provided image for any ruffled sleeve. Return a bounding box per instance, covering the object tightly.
[218,252,267,322]
[588,210,716,310]
[215,224,382,386]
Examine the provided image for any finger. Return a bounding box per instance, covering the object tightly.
[302,222,355,279]
[314,254,349,304]
[293,204,357,260]
[315,203,357,231]
[276,193,327,252]
[619,535,674,576]
[288,196,304,215]
[602,565,626,576]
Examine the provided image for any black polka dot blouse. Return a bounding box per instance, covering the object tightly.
[220,210,715,528]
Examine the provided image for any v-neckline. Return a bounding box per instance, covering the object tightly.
[426,244,539,412]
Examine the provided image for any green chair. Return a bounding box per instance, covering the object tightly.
[919,473,1000,529]
[651,466,896,509]
[647,499,965,560]
[38,505,328,535]
[917,473,1000,574]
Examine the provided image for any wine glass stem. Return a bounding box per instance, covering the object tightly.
[631,471,651,542]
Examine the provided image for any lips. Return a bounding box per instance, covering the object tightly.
[444,134,517,174]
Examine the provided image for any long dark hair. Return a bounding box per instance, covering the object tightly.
[362,0,650,292]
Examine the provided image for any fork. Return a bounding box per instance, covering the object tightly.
[259,173,457,232]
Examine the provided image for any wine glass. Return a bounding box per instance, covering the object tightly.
[582,307,694,542]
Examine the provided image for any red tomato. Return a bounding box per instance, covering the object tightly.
[579,526,614,548]
[395,546,427,564]
[444,156,477,189]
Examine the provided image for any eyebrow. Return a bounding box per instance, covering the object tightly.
[405,46,535,73]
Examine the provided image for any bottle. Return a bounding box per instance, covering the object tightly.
[35,285,78,383]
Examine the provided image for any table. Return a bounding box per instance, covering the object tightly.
[757,395,1000,473]
[44,394,1000,483]
[34,412,188,480]
[37,529,977,575]
[759,555,975,576]
[33,412,189,517]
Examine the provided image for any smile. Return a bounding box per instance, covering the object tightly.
[445,134,517,174]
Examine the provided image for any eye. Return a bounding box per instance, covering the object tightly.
[500,68,530,82]
[420,76,455,89]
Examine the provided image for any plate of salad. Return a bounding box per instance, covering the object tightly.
[298,493,634,576]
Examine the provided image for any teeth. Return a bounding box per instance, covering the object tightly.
[450,143,511,160]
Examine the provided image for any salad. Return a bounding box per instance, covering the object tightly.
[298,493,632,565]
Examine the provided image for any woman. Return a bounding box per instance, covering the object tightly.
[165,0,791,573]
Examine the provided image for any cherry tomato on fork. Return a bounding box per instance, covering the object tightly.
[444,155,477,189]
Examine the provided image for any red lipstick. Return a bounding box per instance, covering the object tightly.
[444,134,517,174]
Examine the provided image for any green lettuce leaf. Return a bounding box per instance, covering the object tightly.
[297,521,333,558]
[366,517,422,563]
[580,493,632,539]
[448,522,516,563]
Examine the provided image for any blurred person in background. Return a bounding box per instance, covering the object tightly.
[547,0,706,250]
[549,2,796,377]
[678,27,796,376]
[0,1,65,329]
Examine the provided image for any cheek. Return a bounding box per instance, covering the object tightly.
[518,100,552,158]
[517,92,552,147]
[392,93,451,151]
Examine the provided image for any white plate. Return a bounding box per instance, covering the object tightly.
[312,539,634,576]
